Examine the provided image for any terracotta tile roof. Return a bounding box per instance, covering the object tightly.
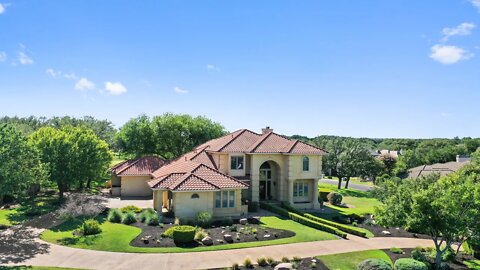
[196,129,326,155]
[148,163,248,191]
[111,156,167,176]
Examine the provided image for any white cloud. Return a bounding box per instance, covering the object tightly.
[18,51,33,65]
[63,72,78,80]
[470,0,480,11]
[46,68,62,78]
[75,77,96,91]
[441,23,475,42]
[0,51,6,62]
[429,45,473,64]
[104,81,127,95]
[174,86,189,94]
[0,3,6,14]
[207,64,220,72]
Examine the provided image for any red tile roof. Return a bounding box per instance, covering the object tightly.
[111,156,167,176]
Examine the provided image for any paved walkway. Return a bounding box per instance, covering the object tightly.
[5,235,433,270]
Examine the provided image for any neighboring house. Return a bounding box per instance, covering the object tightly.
[110,156,167,197]
[146,127,327,219]
[407,155,470,179]
[372,149,402,159]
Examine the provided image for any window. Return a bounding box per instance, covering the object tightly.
[191,193,199,199]
[230,155,244,170]
[302,156,309,171]
[215,190,235,208]
[293,182,309,198]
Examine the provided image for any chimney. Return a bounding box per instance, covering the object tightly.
[261,126,273,134]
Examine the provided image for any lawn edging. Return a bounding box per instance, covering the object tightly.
[259,202,347,239]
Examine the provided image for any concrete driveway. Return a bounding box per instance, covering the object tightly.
[106,196,153,209]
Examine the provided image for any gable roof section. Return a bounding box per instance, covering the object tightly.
[407,161,470,178]
[111,156,167,176]
[197,129,326,155]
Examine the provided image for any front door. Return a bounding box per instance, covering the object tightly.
[259,165,273,200]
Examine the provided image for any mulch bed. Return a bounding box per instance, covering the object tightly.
[358,224,431,239]
[130,219,295,248]
[210,257,329,270]
[382,248,477,270]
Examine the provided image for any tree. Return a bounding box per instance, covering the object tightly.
[30,126,112,198]
[0,124,47,204]
[374,168,480,268]
[115,115,157,157]
[392,149,419,177]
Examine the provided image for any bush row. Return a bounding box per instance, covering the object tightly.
[303,213,367,238]
[259,202,347,239]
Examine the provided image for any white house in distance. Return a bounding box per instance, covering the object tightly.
[110,127,327,219]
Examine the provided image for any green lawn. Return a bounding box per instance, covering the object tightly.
[319,183,382,216]
[318,250,392,270]
[41,216,338,253]
[0,196,61,226]
[465,259,480,269]
[324,177,374,187]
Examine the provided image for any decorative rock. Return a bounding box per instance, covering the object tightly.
[223,234,233,243]
[264,234,271,238]
[274,262,293,270]
[239,218,248,225]
[249,216,261,224]
[221,230,225,234]
[381,230,391,235]
[311,259,317,263]
[201,236,213,246]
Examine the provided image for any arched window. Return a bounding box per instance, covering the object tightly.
[191,193,199,199]
[302,156,309,171]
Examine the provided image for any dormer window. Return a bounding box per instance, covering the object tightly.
[303,156,309,171]
[230,155,244,170]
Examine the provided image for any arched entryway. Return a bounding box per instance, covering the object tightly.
[259,161,278,200]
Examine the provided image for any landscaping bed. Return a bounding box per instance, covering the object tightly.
[358,224,430,239]
[130,219,295,248]
[210,257,329,270]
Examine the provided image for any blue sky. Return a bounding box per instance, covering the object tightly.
[1,1,479,138]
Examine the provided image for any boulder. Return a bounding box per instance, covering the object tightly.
[274,263,293,270]
[223,234,233,243]
[239,218,248,225]
[248,216,261,224]
[381,230,391,235]
[201,236,213,246]
[264,234,271,238]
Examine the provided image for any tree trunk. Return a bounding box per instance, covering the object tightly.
[435,248,443,269]
[337,177,343,189]
[345,177,351,189]
[0,194,4,205]
[86,178,92,189]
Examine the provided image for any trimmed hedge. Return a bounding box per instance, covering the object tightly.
[304,213,367,238]
[171,225,196,244]
[393,258,428,270]
[260,202,347,239]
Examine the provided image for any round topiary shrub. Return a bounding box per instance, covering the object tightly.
[121,211,137,225]
[172,225,196,244]
[327,192,343,206]
[357,259,393,270]
[394,258,428,270]
[107,208,122,223]
[79,219,102,236]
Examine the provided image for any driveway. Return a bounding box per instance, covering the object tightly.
[4,235,433,270]
[320,179,373,192]
[106,196,153,209]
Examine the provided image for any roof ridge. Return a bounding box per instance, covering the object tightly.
[217,129,248,152]
[248,132,273,152]
[286,139,299,153]
[116,158,142,174]
[294,140,329,154]
[194,164,249,188]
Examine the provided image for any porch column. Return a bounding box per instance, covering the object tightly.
[288,179,294,205]
[251,173,259,203]
[313,178,320,209]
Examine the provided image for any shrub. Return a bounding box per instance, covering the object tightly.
[194,228,208,241]
[228,225,238,232]
[172,225,196,244]
[281,257,290,263]
[266,256,275,266]
[390,247,404,254]
[411,248,429,266]
[231,262,239,270]
[293,256,301,262]
[441,247,456,262]
[107,208,122,223]
[319,191,330,202]
[146,214,160,226]
[120,205,142,213]
[357,259,393,270]
[304,213,368,238]
[243,257,253,268]
[174,217,181,225]
[221,217,234,226]
[257,257,268,267]
[280,201,303,215]
[79,219,102,236]
[327,192,343,206]
[121,212,137,225]
[394,258,428,270]
[195,211,212,227]
[162,227,175,238]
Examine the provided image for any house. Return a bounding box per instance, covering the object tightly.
[407,156,470,179]
[110,156,167,197]
[372,149,402,159]
[109,128,327,219]
[147,127,327,219]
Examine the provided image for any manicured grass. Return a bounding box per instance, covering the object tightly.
[41,216,338,253]
[465,259,480,269]
[323,177,374,187]
[318,249,392,270]
[319,183,382,216]
[0,196,61,226]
